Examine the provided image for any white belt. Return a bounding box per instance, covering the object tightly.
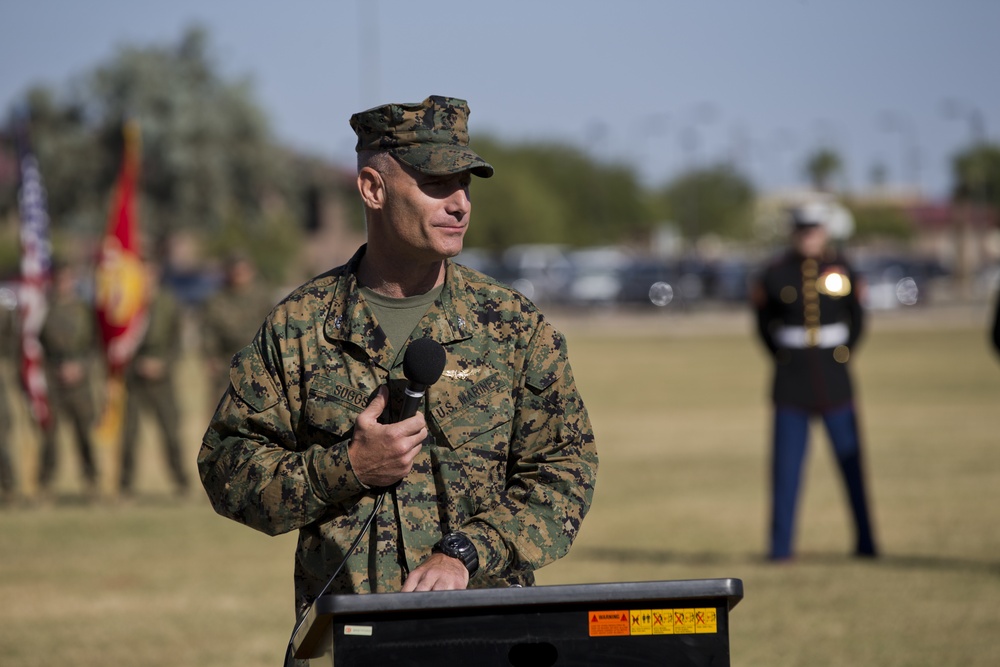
[775,323,849,349]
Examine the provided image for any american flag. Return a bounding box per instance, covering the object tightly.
[17,150,52,428]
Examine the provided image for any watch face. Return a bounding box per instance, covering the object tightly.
[443,534,467,551]
[438,533,478,574]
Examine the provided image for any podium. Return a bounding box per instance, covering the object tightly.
[292,578,743,666]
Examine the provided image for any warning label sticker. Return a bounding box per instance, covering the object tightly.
[695,608,718,634]
[672,609,696,634]
[589,607,718,637]
[651,610,674,635]
[629,610,652,636]
[588,610,630,636]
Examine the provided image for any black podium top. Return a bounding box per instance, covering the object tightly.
[293,578,743,660]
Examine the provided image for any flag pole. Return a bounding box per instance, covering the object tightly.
[94,119,148,500]
[14,110,53,500]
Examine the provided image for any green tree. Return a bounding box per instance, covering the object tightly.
[465,138,656,250]
[655,164,755,240]
[845,201,914,241]
[1,26,303,277]
[951,142,1000,208]
[803,147,843,192]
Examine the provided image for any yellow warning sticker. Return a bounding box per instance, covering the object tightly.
[695,608,718,634]
[629,610,652,635]
[588,610,630,637]
[651,609,674,635]
[589,607,717,637]
[672,609,697,634]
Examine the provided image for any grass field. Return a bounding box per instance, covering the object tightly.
[1,305,998,666]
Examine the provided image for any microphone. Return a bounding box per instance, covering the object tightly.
[397,338,447,421]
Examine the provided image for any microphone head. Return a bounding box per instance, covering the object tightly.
[403,338,447,387]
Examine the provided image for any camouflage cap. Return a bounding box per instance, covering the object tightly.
[350,95,494,178]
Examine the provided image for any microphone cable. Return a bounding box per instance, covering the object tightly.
[282,338,445,664]
[282,490,386,666]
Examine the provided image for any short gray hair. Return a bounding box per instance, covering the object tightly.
[357,150,398,175]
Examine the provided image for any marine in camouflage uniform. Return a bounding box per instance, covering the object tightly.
[200,254,274,407]
[199,96,598,617]
[751,203,877,560]
[0,303,18,502]
[38,264,99,494]
[120,263,189,495]
[992,286,1000,358]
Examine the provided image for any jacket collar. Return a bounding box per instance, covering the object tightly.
[323,245,476,370]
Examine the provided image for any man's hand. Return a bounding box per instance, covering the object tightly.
[348,386,427,488]
[136,356,167,380]
[58,361,84,386]
[401,552,470,592]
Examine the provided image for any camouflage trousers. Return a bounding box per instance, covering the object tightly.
[0,427,15,496]
[38,380,99,490]
[0,379,15,495]
[120,372,189,493]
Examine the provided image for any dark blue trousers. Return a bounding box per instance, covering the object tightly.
[769,404,876,559]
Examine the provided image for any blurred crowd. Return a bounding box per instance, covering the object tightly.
[0,253,275,507]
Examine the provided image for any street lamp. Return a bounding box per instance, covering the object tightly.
[677,103,718,243]
[878,111,922,193]
[941,98,988,301]
[942,98,987,145]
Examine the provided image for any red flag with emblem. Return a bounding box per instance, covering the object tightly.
[94,121,148,449]
[95,120,147,371]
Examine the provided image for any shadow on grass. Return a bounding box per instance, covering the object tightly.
[575,546,1000,577]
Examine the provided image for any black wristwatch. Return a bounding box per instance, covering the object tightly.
[432,532,479,576]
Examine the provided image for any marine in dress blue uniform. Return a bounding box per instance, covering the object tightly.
[752,203,877,560]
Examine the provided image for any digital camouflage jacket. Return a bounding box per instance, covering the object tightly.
[198,246,598,611]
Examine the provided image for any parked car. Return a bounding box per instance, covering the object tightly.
[499,244,574,303]
[566,247,631,305]
[854,256,948,309]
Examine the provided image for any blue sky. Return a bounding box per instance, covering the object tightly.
[1,0,997,199]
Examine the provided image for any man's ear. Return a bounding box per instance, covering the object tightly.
[357,167,385,210]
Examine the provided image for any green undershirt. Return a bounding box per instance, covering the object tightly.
[360,284,444,360]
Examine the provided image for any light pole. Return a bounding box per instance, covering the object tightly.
[632,112,670,185]
[359,0,381,107]
[943,99,987,145]
[878,111,922,194]
[942,98,988,300]
[678,103,717,244]
[768,127,796,191]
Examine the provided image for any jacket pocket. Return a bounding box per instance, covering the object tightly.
[303,375,370,442]
[427,373,514,514]
[430,372,514,450]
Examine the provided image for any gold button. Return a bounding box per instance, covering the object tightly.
[833,345,850,363]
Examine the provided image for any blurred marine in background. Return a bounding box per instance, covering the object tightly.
[751,202,878,561]
[992,285,1000,358]
[37,262,100,500]
[119,260,189,498]
[199,252,274,408]
[0,303,19,505]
